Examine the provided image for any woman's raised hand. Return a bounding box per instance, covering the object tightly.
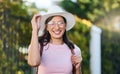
[31,14,41,33]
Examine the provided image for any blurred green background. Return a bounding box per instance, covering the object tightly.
[0,0,120,74]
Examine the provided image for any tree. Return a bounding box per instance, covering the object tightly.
[60,0,120,22]
[0,0,38,73]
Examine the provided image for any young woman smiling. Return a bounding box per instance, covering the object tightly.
[28,6,82,74]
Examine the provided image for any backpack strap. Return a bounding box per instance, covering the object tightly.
[71,48,75,55]
[71,48,76,74]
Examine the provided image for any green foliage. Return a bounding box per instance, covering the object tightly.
[67,21,91,74]
[0,0,38,74]
[60,0,120,22]
[1,0,119,74]
[101,29,120,74]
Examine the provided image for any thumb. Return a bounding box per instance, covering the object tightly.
[36,15,41,29]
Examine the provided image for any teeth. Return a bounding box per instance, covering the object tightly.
[54,31,61,34]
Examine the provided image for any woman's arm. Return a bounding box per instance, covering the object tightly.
[28,14,41,67]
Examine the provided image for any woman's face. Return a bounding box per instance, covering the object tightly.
[46,16,66,39]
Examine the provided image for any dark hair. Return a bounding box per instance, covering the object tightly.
[38,16,75,55]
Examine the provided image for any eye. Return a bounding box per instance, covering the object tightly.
[48,21,54,25]
[57,21,64,25]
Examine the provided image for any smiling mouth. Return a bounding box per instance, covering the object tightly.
[53,30,61,35]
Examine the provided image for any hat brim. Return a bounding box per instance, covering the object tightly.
[38,12,75,36]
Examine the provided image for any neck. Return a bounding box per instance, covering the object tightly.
[50,38,64,45]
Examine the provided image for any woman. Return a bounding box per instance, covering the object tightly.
[28,6,82,74]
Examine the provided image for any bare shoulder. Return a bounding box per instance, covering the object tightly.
[74,44,82,57]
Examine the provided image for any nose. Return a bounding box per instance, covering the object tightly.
[54,23,59,30]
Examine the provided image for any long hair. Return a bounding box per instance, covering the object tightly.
[38,16,75,55]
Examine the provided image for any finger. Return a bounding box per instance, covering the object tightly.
[36,15,41,28]
[31,14,40,23]
[71,56,78,66]
[71,56,75,65]
[71,55,75,61]
[33,14,41,18]
[73,56,82,65]
[31,14,41,29]
[75,63,80,69]
[71,55,78,62]
[71,56,78,62]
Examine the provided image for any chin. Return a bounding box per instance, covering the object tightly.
[51,34,63,39]
[53,36,63,39]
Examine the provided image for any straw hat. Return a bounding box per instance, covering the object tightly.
[38,6,75,36]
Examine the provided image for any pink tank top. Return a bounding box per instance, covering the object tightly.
[37,43,81,74]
